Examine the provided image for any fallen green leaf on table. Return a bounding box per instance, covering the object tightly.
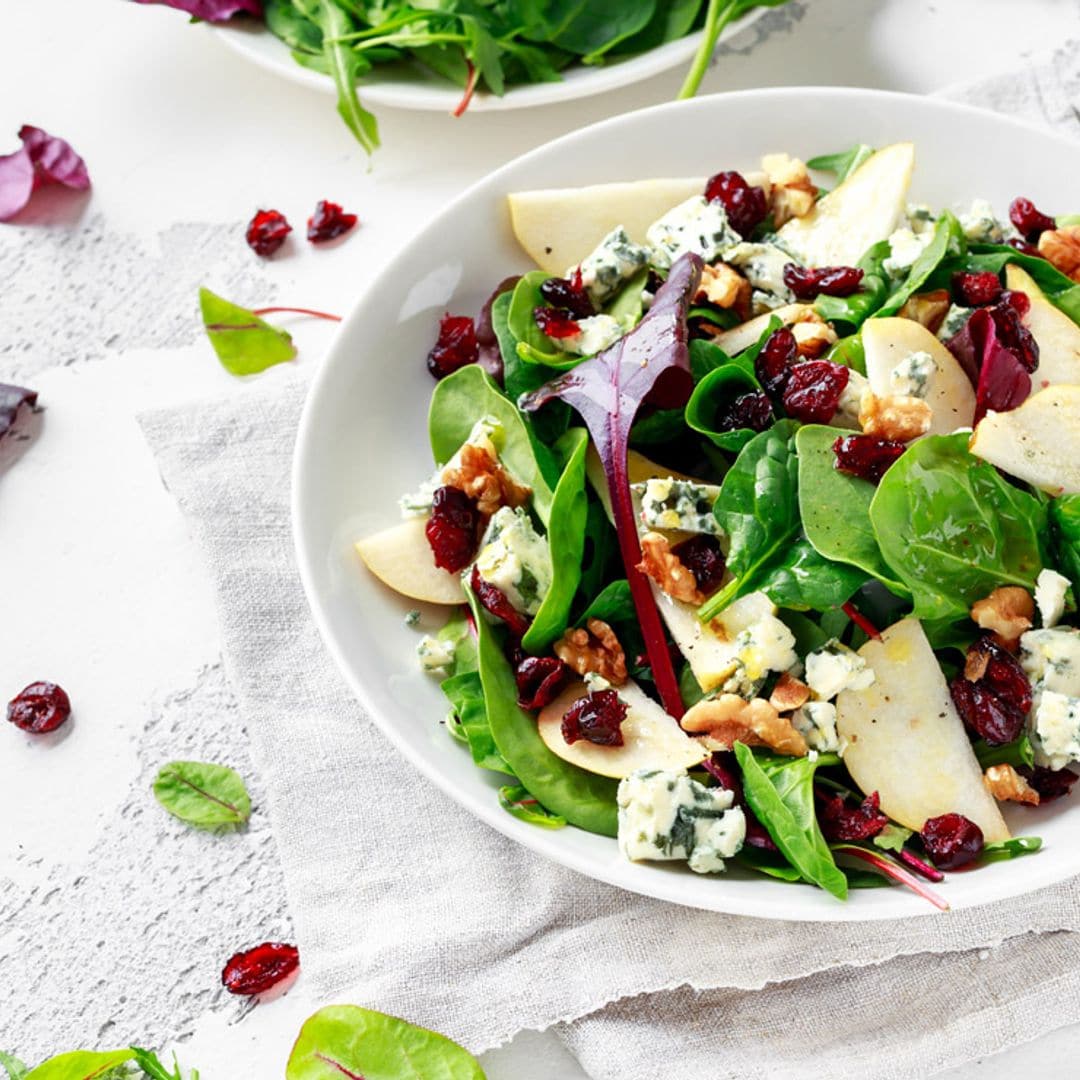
[0,1051,28,1080]
[130,1048,200,1080]
[198,287,296,376]
[152,760,252,829]
[23,1049,135,1080]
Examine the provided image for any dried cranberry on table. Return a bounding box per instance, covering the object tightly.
[539,275,596,319]
[7,681,71,734]
[920,813,984,870]
[782,264,864,301]
[426,314,479,379]
[533,306,580,339]
[704,170,768,237]
[221,941,299,996]
[951,270,1002,308]
[754,327,798,398]
[515,656,569,711]
[306,200,357,243]
[832,434,906,484]
[712,389,773,435]
[950,635,1031,745]
[245,209,291,257]
[816,788,889,843]
[671,534,726,597]
[425,487,480,573]
[469,566,531,638]
[1009,196,1055,242]
[561,689,627,747]
[781,359,849,424]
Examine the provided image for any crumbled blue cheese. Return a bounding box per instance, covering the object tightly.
[792,701,843,754]
[417,634,456,677]
[573,226,650,305]
[584,672,612,694]
[617,769,746,874]
[938,303,973,341]
[906,203,937,235]
[959,198,1015,244]
[400,416,502,517]
[884,226,933,277]
[834,369,869,429]
[1021,627,1080,767]
[888,350,936,399]
[474,505,552,616]
[723,242,795,314]
[405,610,421,627]
[805,640,875,701]
[548,313,629,357]
[733,616,798,683]
[1031,691,1080,771]
[634,476,722,535]
[646,196,741,270]
[1035,569,1071,629]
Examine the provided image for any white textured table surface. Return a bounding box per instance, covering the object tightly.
[3,0,1079,1075]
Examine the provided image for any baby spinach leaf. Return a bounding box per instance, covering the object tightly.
[522,427,589,652]
[815,240,890,329]
[628,407,685,447]
[24,1049,135,1080]
[779,610,831,656]
[1051,494,1080,593]
[735,846,803,882]
[870,433,1047,623]
[877,211,965,318]
[199,288,296,376]
[578,579,634,625]
[807,144,875,184]
[152,761,252,829]
[689,338,733,382]
[498,784,567,828]
[442,672,509,773]
[436,610,477,678]
[576,495,619,607]
[752,537,867,612]
[465,583,618,836]
[0,1052,27,1080]
[613,0,703,52]
[606,269,649,326]
[733,744,847,900]
[507,271,575,369]
[546,1,658,61]
[795,424,909,596]
[824,332,867,375]
[286,1004,485,1080]
[685,362,768,452]
[980,836,1042,864]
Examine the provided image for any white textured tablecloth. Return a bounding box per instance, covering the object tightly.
[139,43,1080,1080]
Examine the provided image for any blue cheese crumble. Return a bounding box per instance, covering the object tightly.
[884,226,934,277]
[959,198,1016,244]
[646,196,741,270]
[805,640,875,701]
[938,303,973,341]
[1035,569,1071,629]
[474,505,552,616]
[792,701,843,754]
[732,616,798,683]
[1031,691,1080,772]
[547,313,630,357]
[1021,627,1080,768]
[723,242,796,314]
[888,350,936,399]
[634,476,722,535]
[574,226,650,305]
[417,634,457,677]
[617,769,745,874]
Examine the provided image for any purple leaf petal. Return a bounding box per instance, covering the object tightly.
[520,253,702,717]
[18,125,91,190]
[0,383,38,438]
[132,0,263,20]
[946,307,1031,425]
[0,147,35,221]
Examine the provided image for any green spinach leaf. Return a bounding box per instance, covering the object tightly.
[980,836,1042,864]
[498,784,567,828]
[1050,494,1080,593]
[685,362,769,452]
[806,144,875,184]
[152,761,252,829]
[877,211,965,318]
[752,537,867,612]
[507,271,577,368]
[24,1050,135,1080]
[442,672,509,773]
[815,240,891,328]
[578,579,634,625]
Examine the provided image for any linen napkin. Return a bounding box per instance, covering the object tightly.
[140,43,1080,1080]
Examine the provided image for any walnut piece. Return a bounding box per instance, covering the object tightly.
[442,443,531,518]
[970,586,1034,648]
[983,763,1040,806]
[791,314,838,358]
[554,618,628,686]
[637,532,703,605]
[769,672,811,712]
[681,694,808,757]
[858,390,933,442]
[898,289,951,335]
[697,262,751,312]
[1038,225,1080,283]
[761,153,816,228]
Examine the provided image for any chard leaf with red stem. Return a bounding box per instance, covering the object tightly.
[520,253,702,717]
[199,287,297,375]
[831,843,949,910]
[946,306,1031,424]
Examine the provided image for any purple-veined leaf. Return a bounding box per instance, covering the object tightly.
[946,306,1032,425]
[132,0,263,21]
[832,842,949,910]
[0,126,90,222]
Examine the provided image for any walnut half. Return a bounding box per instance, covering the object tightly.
[761,153,817,228]
[971,586,1034,649]
[681,694,808,757]
[984,763,1040,806]
[1038,225,1080,283]
[858,390,932,442]
[442,443,531,518]
[637,532,702,605]
[554,618,628,686]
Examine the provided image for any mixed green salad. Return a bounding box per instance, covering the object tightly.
[356,142,1080,905]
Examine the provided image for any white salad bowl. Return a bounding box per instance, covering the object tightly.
[293,88,1080,919]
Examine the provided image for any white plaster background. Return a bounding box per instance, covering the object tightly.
[3,0,1080,1075]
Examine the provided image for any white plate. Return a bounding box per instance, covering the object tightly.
[293,88,1080,920]
[210,11,765,112]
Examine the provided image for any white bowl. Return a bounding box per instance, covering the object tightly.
[293,88,1080,920]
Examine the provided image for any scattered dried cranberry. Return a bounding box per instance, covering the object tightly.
[671,534,726,597]
[539,276,596,319]
[1008,237,1042,258]
[561,689,627,747]
[534,306,580,340]
[755,327,798,398]
[832,434,906,484]
[713,389,773,434]
[920,813,984,869]
[781,359,849,423]
[1019,765,1079,802]
[951,635,1031,745]
[7,681,71,734]
[515,656,568,711]
[245,209,291,257]
[469,566,531,637]
[952,270,1002,308]
[703,752,776,850]
[990,291,1039,373]
[704,170,768,237]
[1009,197,1055,242]
[221,941,299,996]
[306,200,357,243]
[426,314,479,379]
[425,487,480,573]
[782,264,864,301]
[817,788,888,842]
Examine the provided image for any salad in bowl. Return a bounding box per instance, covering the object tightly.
[354,141,1080,906]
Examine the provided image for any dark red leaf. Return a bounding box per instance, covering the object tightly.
[0,126,90,222]
[0,383,38,438]
[132,0,263,21]
[946,305,1033,424]
[475,276,521,384]
[816,788,888,842]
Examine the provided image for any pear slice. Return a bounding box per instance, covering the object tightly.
[777,142,915,267]
[862,317,976,435]
[707,303,817,356]
[836,618,1009,841]
[355,517,465,605]
[538,679,706,778]
[1005,264,1080,389]
[508,177,704,274]
[969,384,1080,495]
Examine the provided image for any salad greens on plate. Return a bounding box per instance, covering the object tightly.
[355,141,1080,906]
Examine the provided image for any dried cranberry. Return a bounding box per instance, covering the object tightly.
[816,788,888,842]
[989,292,1039,373]
[534,306,580,340]
[306,200,357,243]
[832,434,906,484]
[950,635,1031,745]
[425,487,480,573]
[704,170,768,237]
[782,264,864,301]
[244,209,291,257]
[671,534,726,597]
[952,270,1002,308]
[221,941,299,996]
[967,636,1032,714]
[1019,765,1079,802]
[6,681,71,734]
[755,327,798,398]
[1008,237,1041,258]
[1009,197,1055,242]
[781,360,849,423]
[951,680,1024,746]
[713,389,773,434]
[515,656,568,711]
[426,314,479,379]
[561,689,627,747]
[539,276,595,319]
[703,752,776,850]
[920,813,984,869]
[469,566,531,637]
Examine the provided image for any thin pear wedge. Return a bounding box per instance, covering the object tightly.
[1006,264,1080,389]
[355,517,465,605]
